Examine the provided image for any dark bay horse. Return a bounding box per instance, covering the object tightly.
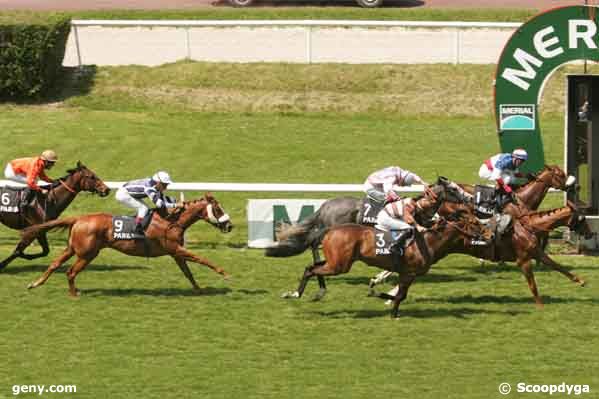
[289,210,489,318]
[452,201,593,307]
[22,194,233,296]
[0,162,110,270]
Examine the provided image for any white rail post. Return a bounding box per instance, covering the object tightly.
[185,27,191,60]
[73,24,82,68]
[306,26,312,64]
[454,28,461,65]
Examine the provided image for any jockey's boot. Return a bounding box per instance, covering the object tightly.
[134,216,145,235]
[19,188,36,213]
[389,229,412,271]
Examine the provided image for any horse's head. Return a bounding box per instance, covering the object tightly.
[62,161,110,197]
[530,165,576,192]
[178,193,233,233]
[566,201,594,240]
[414,177,469,224]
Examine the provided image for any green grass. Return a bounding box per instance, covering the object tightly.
[1,61,597,398]
[0,8,538,25]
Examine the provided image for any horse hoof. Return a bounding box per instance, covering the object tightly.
[223,274,231,281]
[27,282,35,290]
[579,280,586,287]
[281,291,299,299]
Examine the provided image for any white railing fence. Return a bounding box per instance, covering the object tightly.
[65,19,521,66]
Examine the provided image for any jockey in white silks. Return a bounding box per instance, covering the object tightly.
[478,149,528,194]
[115,171,180,233]
[365,167,427,298]
[363,166,427,203]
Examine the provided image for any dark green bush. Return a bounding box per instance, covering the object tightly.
[0,17,70,100]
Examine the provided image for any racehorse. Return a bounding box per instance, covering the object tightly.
[0,162,110,270]
[275,180,470,300]
[369,164,577,292]
[440,164,576,217]
[266,177,466,260]
[22,193,233,296]
[451,201,593,307]
[288,210,490,318]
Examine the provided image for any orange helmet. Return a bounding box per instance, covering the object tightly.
[40,150,58,163]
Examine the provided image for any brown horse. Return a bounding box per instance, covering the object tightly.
[279,179,468,300]
[452,164,575,215]
[21,193,233,296]
[453,201,593,307]
[289,210,490,318]
[0,162,110,270]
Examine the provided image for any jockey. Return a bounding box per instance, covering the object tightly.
[4,150,57,192]
[375,196,425,269]
[115,171,180,233]
[478,148,528,196]
[364,166,427,203]
[4,150,57,209]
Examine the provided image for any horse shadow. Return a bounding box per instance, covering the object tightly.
[310,306,527,319]
[331,273,477,286]
[0,263,149,275]
[82,286,232,297]
[413,294,599,305]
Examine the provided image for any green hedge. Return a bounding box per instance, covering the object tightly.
[0,17,70,100]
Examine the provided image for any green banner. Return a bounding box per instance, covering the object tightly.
[495,5,599,172]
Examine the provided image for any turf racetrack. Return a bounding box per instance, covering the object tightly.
[0,62,597,398]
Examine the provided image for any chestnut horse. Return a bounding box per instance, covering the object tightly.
[289,210,490,318]
[278,179,467,299]
[0,162,110,270]
[452,201,593,307]
[22,194,233,296]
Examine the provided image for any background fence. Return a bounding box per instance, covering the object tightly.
[64,19,521,66]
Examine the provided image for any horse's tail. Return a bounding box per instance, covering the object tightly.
[264,210,323,257]
[21,217,78,242]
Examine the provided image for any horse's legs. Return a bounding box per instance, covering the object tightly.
[391,274,416,318]
[537,250,585,286]
[172,256,201,290]
[311,244,327,299]
[518,259,543,308]
[66,254,97,297]
[28,246,75,289]
[19,233,51,260]
[368,270,393,296]
[174,246,229,278]
[0,233,39,270]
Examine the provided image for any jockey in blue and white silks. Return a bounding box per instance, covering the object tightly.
[115,171,179,231]
[364,166,427,203]
[478,149,528,194]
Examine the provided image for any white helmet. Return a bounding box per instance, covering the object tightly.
[512,148,528,161]
[152,171,173,185]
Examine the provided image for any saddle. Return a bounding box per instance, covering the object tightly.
[358,196,384,226]
[373,227,414,256]
[112,210,155,240]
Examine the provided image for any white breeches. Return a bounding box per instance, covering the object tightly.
[375,210,412,231]
[3,163,50,187]
[116,187,148,218]
[363,181,386,202]
[478,164,515,185]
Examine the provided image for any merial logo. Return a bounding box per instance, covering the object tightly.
[500,104,535,130]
